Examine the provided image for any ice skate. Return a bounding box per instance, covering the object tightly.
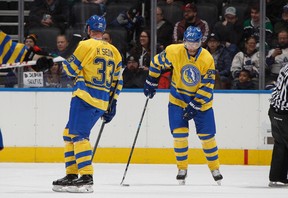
[211,169,223,185]
[176,169,187,185]
[52,174,78,192]
[269,180,288,188]
[66,174,94,193]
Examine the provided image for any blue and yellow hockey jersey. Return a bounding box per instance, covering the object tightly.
[63,38,123,111]
[149,44,215,111]
[0,31,28,64]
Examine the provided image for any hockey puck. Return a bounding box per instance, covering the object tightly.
[122,184,130,187]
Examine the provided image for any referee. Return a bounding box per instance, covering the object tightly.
[268,64,288,187]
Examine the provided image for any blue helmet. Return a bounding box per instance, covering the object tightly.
[86,15,106,32]
[183,26,202,42]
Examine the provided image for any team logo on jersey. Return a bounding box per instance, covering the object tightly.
[181,64,201,86]
[67,55,76,63]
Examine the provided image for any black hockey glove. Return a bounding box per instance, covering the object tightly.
[102,100,117,124]
[32,57,54,72]
[183,101,201,121]
[144,76,158,99]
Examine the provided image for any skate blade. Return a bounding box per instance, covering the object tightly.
[67,185,93,193]
[52,185,68,192]
[269,182,288,188]
[178,179,186,185]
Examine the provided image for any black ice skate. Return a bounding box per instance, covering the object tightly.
[211,169,223,185]
[176,169,187,185]
[269,179,288,188]
[52,174,78,192]
[66,174,94,193]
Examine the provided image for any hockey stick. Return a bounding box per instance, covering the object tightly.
[0,128,4,151]
[0,56,65,70]
[0,34,82,70]
[120,97,149,186]
[91,67,125,161]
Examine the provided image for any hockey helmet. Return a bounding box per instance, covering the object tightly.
[183,26,202,50]
[86,15,106,32]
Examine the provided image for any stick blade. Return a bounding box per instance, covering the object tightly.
[0,128,4,151]
[61,34,82,59]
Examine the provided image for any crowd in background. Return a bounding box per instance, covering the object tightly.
[1,0,288,90]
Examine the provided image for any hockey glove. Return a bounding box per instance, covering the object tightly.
[32,56,54,72]
[144,76,158,99]
[102,100,117,124]
[183,101,201,121]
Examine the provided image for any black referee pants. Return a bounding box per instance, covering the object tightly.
[268,107,288,182]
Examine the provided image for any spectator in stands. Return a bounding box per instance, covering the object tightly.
[26,0,69,33]
[110,5,144,44]
[213,6,243,57]
[102,31,113,44]
[123,54,148,88]
[44,62,73,88]
[52,34,69,57]
[24,34,44,72]
[206,33,233,89]
[243,3,273,50]
[129,29,151,71]
[231,69,255,90]
[266,30,288,86]
[173,3,209,44]
[266,0,288,26]
[24,33,47,55]
[273,4,288,36]
[156,6,174,51]
[231,36,260,90]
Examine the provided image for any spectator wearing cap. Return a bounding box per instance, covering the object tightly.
[110,5,144,44]
[24,34,42,53]
[173,3,209,44]
[274,5,288,36]
[123,54,148,88]
[243,3,274,50]
[213,6,243,57]
[206,33,233,89]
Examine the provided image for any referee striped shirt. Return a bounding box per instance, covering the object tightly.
[270,64,288,110]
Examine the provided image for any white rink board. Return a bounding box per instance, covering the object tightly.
[0,90,272,149]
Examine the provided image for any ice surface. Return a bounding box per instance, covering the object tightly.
[0,163,287,198]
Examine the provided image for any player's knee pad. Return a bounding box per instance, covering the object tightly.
[172,127,189,138]
[63,128,76,142]
[198,133,215,142]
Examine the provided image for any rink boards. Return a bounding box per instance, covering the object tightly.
[0,89,273,165]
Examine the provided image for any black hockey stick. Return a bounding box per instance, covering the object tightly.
[61,34,82,59]
[0,128,4,151]
[91,68,125,161]
[120,97,149,186]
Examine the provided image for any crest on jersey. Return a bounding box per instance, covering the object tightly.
[181,64,201,86]
[67,55,76,63]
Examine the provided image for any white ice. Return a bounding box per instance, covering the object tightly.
[0,163,287,198]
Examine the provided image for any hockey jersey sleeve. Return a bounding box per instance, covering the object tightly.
[108,47,123,102]
[0,31,28,64]
[148,50,172,79]
[192,57,215,108]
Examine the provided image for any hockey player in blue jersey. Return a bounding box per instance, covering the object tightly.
[52,15,123,193]
[144,26,223,185]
